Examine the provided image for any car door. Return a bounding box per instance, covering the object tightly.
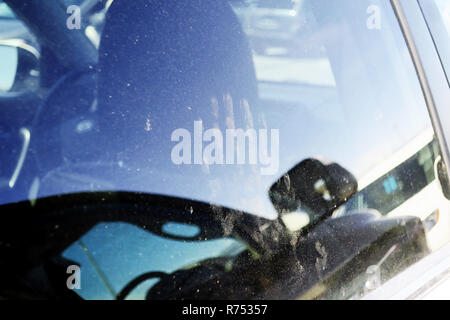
[362,0,450,299]
[1,0,450,300]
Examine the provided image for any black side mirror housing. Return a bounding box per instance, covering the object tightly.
[269,158,358,220]
[0,41,39,94]
[436,157,450,200]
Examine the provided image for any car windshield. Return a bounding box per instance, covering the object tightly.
[1,0,449,300]
[0,0,433,219]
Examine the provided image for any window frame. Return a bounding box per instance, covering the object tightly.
[393,0,450,194]
[364,0,450,299]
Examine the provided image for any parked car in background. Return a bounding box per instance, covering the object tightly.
[231,0,319,55]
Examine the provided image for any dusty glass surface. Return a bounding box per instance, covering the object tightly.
[0,0,449,300]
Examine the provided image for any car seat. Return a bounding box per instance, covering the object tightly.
[37,0,267,207]
[97,0,260,168]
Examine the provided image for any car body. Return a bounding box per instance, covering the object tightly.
[0,0,449,300]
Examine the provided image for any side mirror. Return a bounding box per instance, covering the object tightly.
[0,44,18,91]
[269,158,358,222]
[0,40,39,94]
[435,156,450,200]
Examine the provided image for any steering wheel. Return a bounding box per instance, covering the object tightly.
[116,271,169,300]
[32,67,97,130]
[30,67,98,175]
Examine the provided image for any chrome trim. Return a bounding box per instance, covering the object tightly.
[0,39,40,59]
[8,128,30,188]
[363,243,450,299]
